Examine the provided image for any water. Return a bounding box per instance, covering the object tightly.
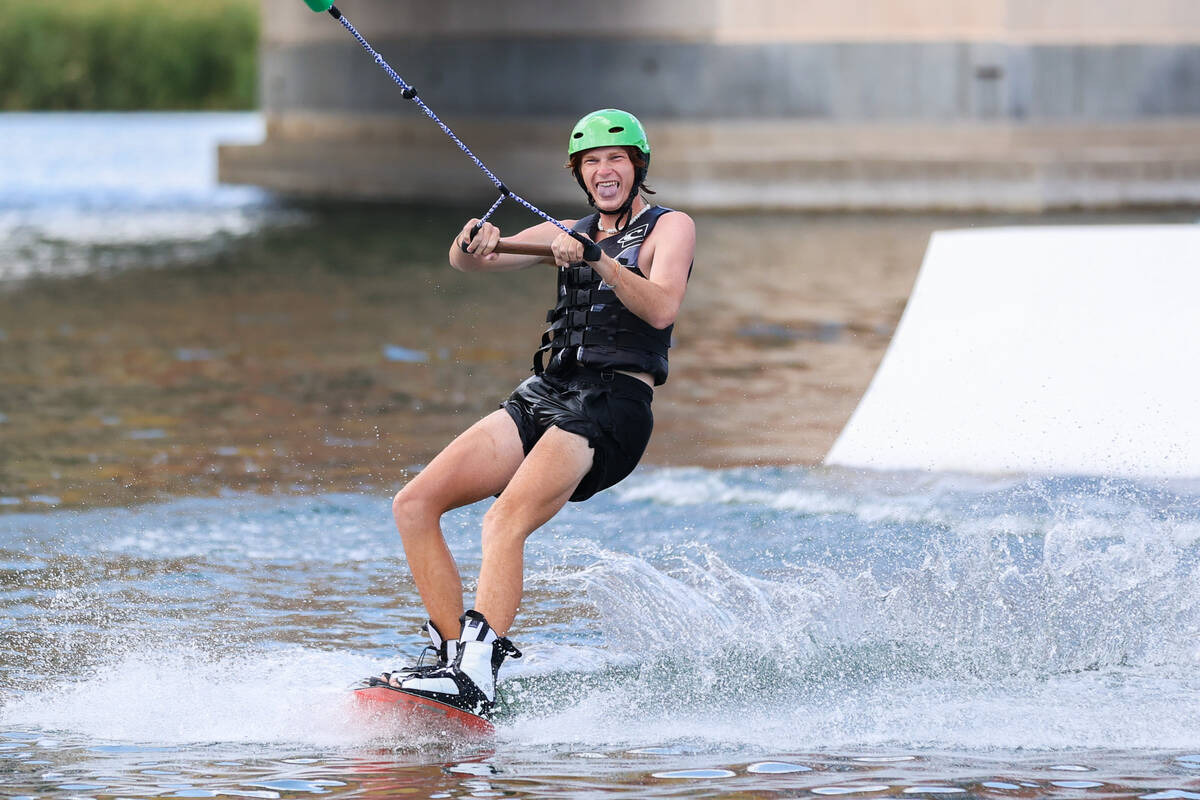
[3,471,1200,798]
[3,111,1200,798]
[0,112,296,280]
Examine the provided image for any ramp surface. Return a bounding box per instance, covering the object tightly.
[825,225,1200,478]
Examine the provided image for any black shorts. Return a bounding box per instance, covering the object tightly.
[501,367,654,502]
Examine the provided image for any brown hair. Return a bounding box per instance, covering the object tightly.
[566,146,656,196]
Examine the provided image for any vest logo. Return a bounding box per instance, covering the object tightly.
[616,224,649,248]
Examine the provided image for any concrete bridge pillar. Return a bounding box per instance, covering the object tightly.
[219,0,1200,210]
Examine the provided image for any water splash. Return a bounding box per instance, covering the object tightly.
[513,482,1200,750]
[1,646,405,748]
[4,469,1200,753]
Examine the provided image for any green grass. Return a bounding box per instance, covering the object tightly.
[0,0,259,110]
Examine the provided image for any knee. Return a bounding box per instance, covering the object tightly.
[481,500,528,550]
[392,487,438,538]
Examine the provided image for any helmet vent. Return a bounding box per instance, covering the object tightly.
[608,126,624,133]
[572,132,584,139]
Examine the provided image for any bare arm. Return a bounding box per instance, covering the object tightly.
[549,212,695,330]
[448,218,565,273]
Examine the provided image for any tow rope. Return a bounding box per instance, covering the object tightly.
[301,0,601,261]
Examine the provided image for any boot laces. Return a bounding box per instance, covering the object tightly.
[413,643,441,669]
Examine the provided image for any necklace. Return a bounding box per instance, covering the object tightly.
[597,202,651,234]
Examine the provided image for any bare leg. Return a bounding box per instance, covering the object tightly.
[392,410,525,641]
[475,426,595,635]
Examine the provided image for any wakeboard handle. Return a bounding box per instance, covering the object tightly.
[493,238,554,258]
[461,225,601,262]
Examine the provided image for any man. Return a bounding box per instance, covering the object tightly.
[376,109,695,718]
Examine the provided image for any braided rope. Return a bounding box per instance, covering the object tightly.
[332,9,572,234]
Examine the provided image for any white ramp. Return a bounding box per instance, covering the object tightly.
[825,225,1200,478]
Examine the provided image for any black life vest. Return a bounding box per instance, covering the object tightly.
[534,205,678,385]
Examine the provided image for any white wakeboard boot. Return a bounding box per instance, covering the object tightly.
[395,609,521,718]
[369,620,460,688]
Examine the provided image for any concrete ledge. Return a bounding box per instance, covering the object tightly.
[220,118,1200,211]
[266,0,1200,46]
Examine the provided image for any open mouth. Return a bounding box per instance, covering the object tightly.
[593,179,622,202]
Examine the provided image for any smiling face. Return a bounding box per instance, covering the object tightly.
[577,146,638,212]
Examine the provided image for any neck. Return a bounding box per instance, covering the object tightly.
[597,196,647,233]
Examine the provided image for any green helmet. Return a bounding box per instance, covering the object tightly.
[568,109,650,158]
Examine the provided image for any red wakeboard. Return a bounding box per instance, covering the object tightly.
[354,683,495,736]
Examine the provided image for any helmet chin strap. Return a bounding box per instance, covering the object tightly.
[608,187,640,231]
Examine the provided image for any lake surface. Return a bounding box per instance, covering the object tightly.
[2,112,1200,799]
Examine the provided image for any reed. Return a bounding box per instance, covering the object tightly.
[0,0,258,110]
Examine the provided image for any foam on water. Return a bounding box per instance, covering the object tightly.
[1,647,375,747]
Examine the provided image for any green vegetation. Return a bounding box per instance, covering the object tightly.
[0,0,258,110]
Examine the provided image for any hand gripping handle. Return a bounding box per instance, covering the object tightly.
[460,226,602,262]
[459,221,485,253]
[569,231,603,263]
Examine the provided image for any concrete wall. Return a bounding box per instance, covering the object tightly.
[261,39,1200,121]
[259,0,1200,121]
[219,0,1200,209]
